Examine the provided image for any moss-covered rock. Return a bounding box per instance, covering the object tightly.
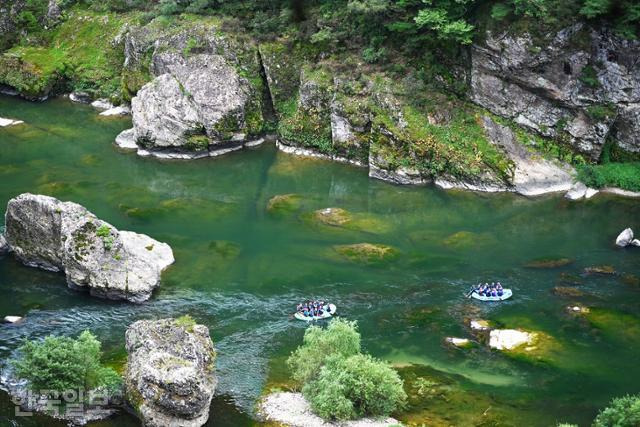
[585,308,640,345]
[266,194,302,216]
[552,286,586,298]
[0,10,132,100]
[308,207,390,234]
[584,265,617,275]
[332,243,397,264]
[525,257,574,269]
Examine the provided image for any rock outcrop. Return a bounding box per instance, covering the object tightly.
[125,318,216,427]
[3,193,174,302]
[125,24,265,158]
[471,24,640,160]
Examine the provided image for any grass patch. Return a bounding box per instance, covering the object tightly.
[577,162,640,191]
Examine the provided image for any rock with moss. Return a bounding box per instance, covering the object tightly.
[333,243,397,264]
[309,208,390,234]
[3,193,174,302]
[471,25,640,159]
[266,194,302,216]
[129,22,265,157]
[125,317,217,427]
[525,256,574,269]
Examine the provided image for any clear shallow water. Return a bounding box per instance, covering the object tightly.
[0,95,639,426]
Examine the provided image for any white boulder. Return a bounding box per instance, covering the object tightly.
[489,329,534,350]
[0,117,24,127]
[100,105,131,116]
[91,99,114,110]
[3,316,22,323]
[616,228,635,247]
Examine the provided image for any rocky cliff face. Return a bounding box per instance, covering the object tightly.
[3,193,174,302]
[125,318,216,427]
[471,24,640,160]
[125,22,265,157]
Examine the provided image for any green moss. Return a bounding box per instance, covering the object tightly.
[524,257,574,269]
[333,243,398,264]
[0,9,137,99]
[586,103,617,121]
[185,133,210,152]
[266,194,303,216]
[580,64,600,88]
[175,314,197,332]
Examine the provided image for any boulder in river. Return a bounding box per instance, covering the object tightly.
[0,117,24,127]
[615,228,640,247]
[3,193,174,302]
[489,329,534,351]
[125,317,216,427]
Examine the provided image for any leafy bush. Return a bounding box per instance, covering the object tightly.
[287,319,406,421]
[304,353,407,420]
[577,162,640,191]
[594,394,640,427]
[287,318,360,385]
[12,331,122,394]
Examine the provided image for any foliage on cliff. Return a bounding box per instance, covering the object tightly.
[287,319,406,421]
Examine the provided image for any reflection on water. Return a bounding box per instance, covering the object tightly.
[1,95,640,426]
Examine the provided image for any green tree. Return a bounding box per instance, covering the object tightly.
[12,331,121,394]
[287,319,405,421]
[287,318,360,385]
[304,353,407,420]
[594,394,640,427]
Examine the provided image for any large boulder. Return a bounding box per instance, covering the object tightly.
[125,318,217,427]
[3,193,174,302]
[471,24,640,160]
[129,25,265,157]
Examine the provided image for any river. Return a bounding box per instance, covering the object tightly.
[1,94,639,426]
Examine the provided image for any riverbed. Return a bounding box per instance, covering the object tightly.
[1,95,640,426]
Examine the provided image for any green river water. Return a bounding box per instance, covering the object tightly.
[0,94,639,426]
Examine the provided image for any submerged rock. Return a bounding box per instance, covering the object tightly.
[525,257,574,269]
[333,243,397,264]
[3,193,174,302]
[445,337,472,348]
[552,286,585,298]
[266,194,302,216]
[584,265,617,275]
[489,329,534,351]
[125,317,217,427]
[312,207,351,227]
[259,392,399,427]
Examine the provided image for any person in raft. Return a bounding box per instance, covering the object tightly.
[297,300,326,317]
[474,282,503,297]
